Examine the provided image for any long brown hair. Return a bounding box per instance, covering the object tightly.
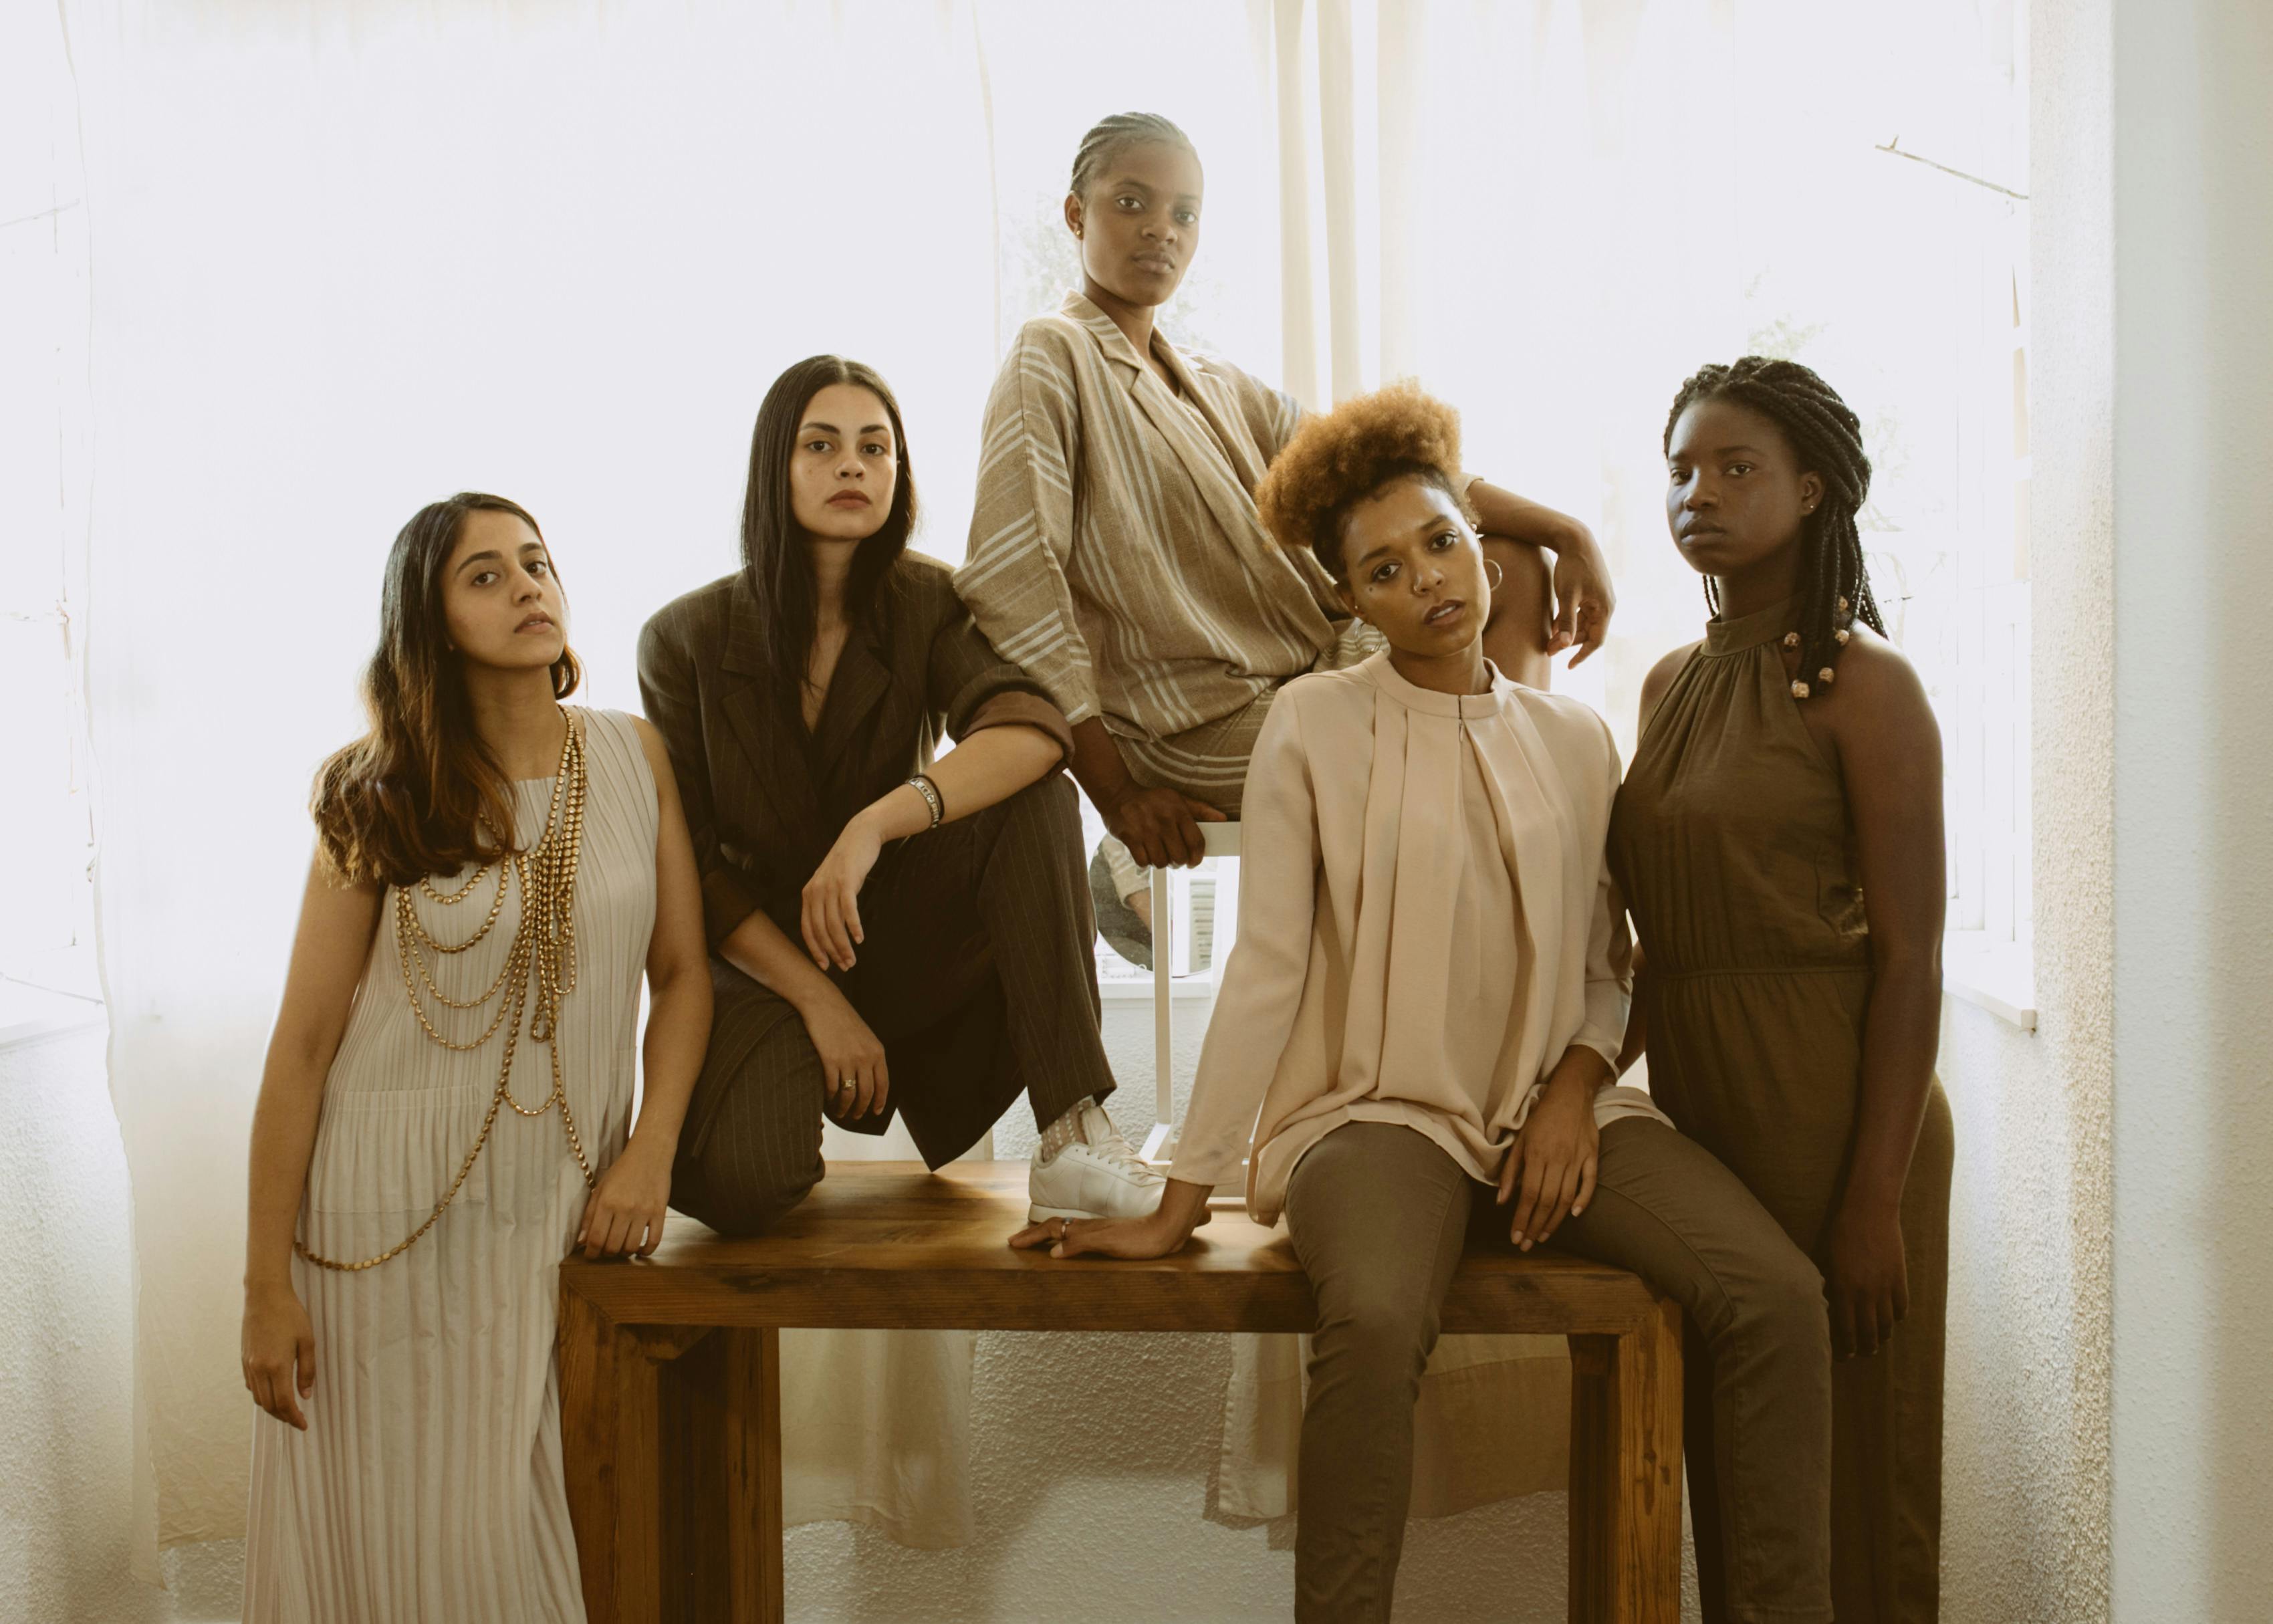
[739,356,917,723]
[312,493,582,888]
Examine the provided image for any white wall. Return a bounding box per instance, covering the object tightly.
[2109,0,2273,1619]
[1930,1,2118,1618]
[0,1002,241,1624]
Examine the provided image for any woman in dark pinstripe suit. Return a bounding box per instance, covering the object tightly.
[638,356,1169,1233]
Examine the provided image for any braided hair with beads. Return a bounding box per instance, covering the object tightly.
[1664,356,1885,699]
[1069,111,1197,198]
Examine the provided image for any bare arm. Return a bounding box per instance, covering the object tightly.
[1066,715,1223,875]
[1822,635,1946,1359]
[574,719,715,1258]
[1464,478,1618,663]
[1614,942,1650,1076]
[1615,647,1694,1075]
[241,856,382,1429]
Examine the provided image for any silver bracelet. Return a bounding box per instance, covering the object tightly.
[907,774,945,829]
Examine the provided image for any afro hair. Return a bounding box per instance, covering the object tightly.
[1254,381,1473,580]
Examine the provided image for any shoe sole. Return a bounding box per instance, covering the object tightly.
[1028,1201,1157,1223]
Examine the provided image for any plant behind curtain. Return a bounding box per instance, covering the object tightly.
[68,0,2022,1562]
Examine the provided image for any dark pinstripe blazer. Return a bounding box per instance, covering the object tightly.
[636,552,1072,953]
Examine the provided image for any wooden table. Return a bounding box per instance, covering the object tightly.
[559,1161,1682,1623]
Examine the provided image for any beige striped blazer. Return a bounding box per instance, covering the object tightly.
[955,292,1374,743]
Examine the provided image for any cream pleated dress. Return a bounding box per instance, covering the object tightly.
[245,707,656,1624]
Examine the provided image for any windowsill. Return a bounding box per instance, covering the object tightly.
[1098,969,1220,1004]
[0,976,108,1054]
[1941,932,2037,1031]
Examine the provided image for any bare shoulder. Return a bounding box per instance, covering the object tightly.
[1641,641,1703,716]
[626,714,681,792]
[1828,623,1934,723]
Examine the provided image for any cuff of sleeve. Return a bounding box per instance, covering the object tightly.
[1570,1032,1625,1075]
[1169,1148,1241,1191]
[701,868,762,954]
[961,691,1075,765]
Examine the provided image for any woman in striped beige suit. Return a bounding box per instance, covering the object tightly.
[955,112,1619,961]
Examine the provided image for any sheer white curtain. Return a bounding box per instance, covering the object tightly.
[65,0,2022,1568]
[67,0,1009,1560]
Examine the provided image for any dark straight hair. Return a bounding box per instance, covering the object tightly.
[312,492,581,887]
[739,355,917,718]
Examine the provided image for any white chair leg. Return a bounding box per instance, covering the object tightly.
[1142,860,1175,1164]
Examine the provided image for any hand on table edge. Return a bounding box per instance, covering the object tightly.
[1008,1176,1215,1258]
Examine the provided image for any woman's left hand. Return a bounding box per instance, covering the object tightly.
[1499,1072,1600,1250]
[1824,1192,1909,1359]
[576,1135,672,1260]
[802,815,884,971]
[1549,536,1618,667]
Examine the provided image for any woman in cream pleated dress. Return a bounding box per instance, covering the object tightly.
[238,493,712,1623]
[1018,386,1835,1624]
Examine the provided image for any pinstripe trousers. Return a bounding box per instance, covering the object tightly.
[669,774,1113,1236]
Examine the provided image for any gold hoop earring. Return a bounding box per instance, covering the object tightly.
[1484,559,1504,591]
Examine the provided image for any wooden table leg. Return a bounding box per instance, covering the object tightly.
[724,1328,785,1622]
[654,1324,784,1624]
[561,1288,667,1624]
[1566,1297,1683,1623]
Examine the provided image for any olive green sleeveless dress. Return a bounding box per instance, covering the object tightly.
[1608,597,1955,1624]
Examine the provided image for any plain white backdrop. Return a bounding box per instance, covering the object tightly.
[5,0,2037,1613]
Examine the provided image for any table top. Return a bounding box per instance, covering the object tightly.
[559,1161,1661,1337]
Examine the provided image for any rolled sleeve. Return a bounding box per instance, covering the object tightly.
[955,329,1102,723]
[960,690,1074,765]
[927,600,1074,758]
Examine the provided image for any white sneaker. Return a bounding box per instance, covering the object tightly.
[1028,1103,1167,1222]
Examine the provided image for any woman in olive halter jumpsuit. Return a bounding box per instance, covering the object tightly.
[1610,358,1956,1624]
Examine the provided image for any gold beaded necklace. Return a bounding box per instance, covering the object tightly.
[297,709,596,1272]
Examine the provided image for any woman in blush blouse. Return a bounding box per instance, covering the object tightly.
[1015,385,1836,1624]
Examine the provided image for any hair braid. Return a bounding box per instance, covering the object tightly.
[1663,356,1881,699]
[1070,112,1197,198]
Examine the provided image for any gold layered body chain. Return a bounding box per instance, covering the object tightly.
[297,711,598,1272]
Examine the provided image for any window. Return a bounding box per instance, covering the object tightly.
[0,23,99,1008]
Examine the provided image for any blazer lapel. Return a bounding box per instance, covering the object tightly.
[812,620,894,782]
[1064,293,1282,564]
[717,574,822,845]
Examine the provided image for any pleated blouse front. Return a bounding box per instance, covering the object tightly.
[245,707,658,1624]
[1171,653,1665,1223]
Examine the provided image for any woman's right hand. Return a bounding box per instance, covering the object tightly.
[1009,1177,1213,1259]
[1104,784,1225,870]
[242,1279,316,1430]
[1008,1207,1201,1260]
[800,985,890,1121]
